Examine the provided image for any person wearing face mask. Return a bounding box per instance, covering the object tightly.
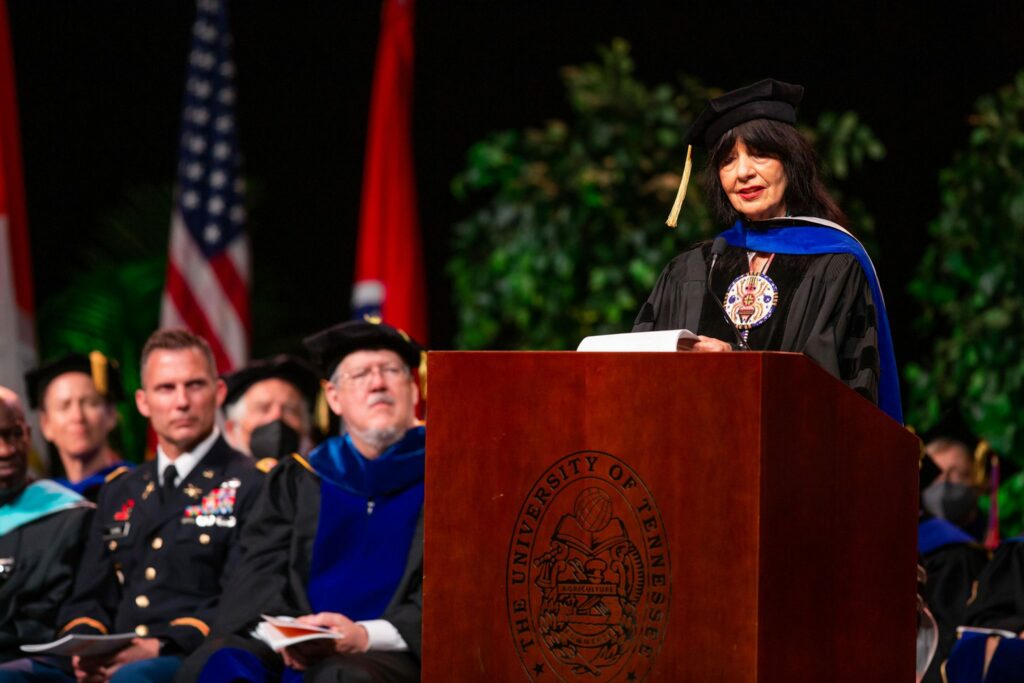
[180,319,424,683]
[23,352,127,501]
[221,355,319,469]
[920,411,994,543]
[633,78,901,423]
[917,451,989,683]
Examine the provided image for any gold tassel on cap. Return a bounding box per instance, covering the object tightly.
[665,145,693,228]
[973,440,991,489]
[315,382,330,435]
[417,350,428,403]
[89,351,109,397]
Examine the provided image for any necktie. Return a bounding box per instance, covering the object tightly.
[161,464,179,502]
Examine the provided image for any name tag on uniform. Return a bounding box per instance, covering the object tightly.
[102,522,131,540]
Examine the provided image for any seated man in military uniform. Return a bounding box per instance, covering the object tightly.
[181,320,424,683]
[46,329,262,683]
[0,388,93,671]
[24,351,127,501]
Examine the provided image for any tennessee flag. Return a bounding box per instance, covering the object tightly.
[352,0,427,345]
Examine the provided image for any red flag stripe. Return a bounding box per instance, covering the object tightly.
[164,260,234,373]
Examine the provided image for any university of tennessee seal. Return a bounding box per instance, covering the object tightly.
[506,451,670,681]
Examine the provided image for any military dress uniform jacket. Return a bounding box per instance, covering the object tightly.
[210,455,424,657]
[0,499,92,662]
[58,437,262,656]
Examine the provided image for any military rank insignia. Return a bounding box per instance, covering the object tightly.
[182,479,239,528]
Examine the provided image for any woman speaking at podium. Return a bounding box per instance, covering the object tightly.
[632,79,901,423]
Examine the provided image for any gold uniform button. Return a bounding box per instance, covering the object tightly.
[108,540,117,551]
[151,537,163,550]
[135,595,150,608]
[145,567,157,581]
[135,625,149,637]
[199,533,211,545]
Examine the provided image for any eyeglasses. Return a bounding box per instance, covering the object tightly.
[0,425,25,445]
[338,363,409,388]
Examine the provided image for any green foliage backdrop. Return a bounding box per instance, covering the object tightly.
[905,71,1024,533]
[448,40,885,351]
[36,186,170,464]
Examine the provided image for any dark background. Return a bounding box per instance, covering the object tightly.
[9,1,1024,364]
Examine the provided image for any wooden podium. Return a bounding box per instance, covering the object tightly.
[422,352,919,682]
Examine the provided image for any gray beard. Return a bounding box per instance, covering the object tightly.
[345,423,405,455]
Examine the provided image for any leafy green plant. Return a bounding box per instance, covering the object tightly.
[448,39,885,351]
[904,71,1024,535]
[36,185,171,463]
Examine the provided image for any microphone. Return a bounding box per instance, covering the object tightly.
[706,237,749,350]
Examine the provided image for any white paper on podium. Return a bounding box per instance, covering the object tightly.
[576,329,699,352]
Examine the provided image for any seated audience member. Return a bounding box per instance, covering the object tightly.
[12,329,263,683]
[920,411,993,543]
[24,352,126,501]
[181,319,425,683]
[221,355,319,464]
[943,533,1024,682]
[0,389,92,670]
[918,454,989,683]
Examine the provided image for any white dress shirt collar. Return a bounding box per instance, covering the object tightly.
[157,427,221,486]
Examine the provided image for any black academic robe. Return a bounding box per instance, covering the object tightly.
[962,540,1024,634]
[0,501,92,662]
[920,541,990,683]
[207,454,423,651]
[633,244,879,404]
[58,437,262,655]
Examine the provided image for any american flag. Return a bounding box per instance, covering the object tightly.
[160,0,249,372]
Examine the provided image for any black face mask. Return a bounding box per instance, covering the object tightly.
[922,480,978,527]
[249,419,301,459]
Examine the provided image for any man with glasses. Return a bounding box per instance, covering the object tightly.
[0,387,93,670]
[183,319,424,682]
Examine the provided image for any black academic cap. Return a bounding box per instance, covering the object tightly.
[686,78,804,149]
[920,410,979,453]
[302,319,423,379]
[920,453,942,491]
[222,354,320,408]
[666,78,804,227]
[24,351,124,410]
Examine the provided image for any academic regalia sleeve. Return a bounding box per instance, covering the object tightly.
[963,541,1024,634]
[210,457,317,638]
[381,512,423,659]
[786,254,879,404]
[921,543,990,680]
[57,484,125,637]
[632,248,707,333]
[0,506,93,661]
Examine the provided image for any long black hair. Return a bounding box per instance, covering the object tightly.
[701,118,848,227]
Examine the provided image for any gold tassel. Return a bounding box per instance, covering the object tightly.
[89,351,109,397]
[665,145,693,228]
[973,440,991,489]
[418,350,428,402]
[315,383,330,434]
